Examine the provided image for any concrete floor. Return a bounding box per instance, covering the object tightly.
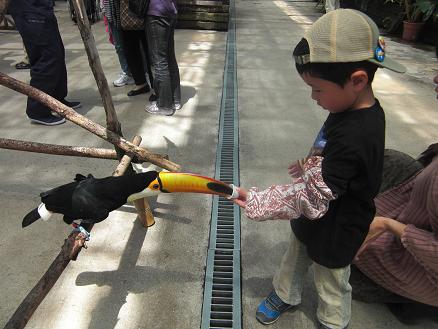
[0,0,437,328]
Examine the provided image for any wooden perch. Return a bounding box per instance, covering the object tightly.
[113,136,155,227]
[4,136,145,329]
[0,72,181,172]
[113,135,143,176]
[134,197,155,227]
[4,1,159,327]
[72,0,120,134]
[0,137,167,161]
[0,137,119,160]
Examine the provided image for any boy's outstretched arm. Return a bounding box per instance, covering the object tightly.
[236,156,337,221]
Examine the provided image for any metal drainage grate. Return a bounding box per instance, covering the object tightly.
[201,0,241,328]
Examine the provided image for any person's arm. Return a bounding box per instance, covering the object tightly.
[355,216,408,260]
[233,156,337,221]
[355,216,390,259]
[356,216,438,274]
[385,217,407,237]
[399,223,438,274]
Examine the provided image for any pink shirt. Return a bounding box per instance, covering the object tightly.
[354,159,438,306]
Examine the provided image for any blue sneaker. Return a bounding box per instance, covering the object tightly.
[256,291,297,325]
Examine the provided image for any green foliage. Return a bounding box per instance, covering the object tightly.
[385,0,438,22]
[414,0,438,21]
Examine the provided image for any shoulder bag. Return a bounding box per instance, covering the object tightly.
[120,0,145,30]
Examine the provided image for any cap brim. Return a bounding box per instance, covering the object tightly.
[368,57,406,73]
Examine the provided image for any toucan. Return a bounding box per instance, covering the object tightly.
[22,171,239,227]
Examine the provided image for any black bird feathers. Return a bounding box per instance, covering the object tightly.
[22,171,159,227]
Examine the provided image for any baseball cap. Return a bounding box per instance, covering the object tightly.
[294,9,406,73]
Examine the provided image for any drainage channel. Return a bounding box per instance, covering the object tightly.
[200,0,241,328]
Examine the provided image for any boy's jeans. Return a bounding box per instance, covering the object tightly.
[273,233,351,329]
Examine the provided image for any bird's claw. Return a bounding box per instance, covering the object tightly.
[73,234,88,249]
[72,223,91,242]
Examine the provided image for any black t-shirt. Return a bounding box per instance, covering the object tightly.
[291,100,385,268]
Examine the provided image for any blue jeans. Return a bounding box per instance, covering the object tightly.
[108,22,130,75]
[145,15,181,109]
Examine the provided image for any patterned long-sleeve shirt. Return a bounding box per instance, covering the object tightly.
[245,156,336,221]
[354,159,438,306]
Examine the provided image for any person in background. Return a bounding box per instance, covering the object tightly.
[8,0,81,125]
[119,0,154,97]
[102,0,135,87]
[144,0,181,116]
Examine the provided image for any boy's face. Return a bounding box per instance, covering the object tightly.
[300,73,358,113]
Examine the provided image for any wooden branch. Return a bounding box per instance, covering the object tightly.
[3,1,159,326]
[0,72,181,172]
[113,136,143,176]
[0,137,167,161]
[113,136,155,227]
[71,0,120,135]
[0,138,118,160]
[134,197,155,227]
[4,234,79,329]
[4,136,144,329]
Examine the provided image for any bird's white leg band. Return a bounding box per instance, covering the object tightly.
[38,203,53,221]
[227,184,240,199]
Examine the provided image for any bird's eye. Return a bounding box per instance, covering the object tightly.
[153,184,159,189]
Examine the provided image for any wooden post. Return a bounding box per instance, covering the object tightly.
[134,197,155,227]
[72,0,121,137]
[112,136,155,227]
[0,137,167,161]
[0,138,119,160]
[0,73,181,172]
[3,136,145,329]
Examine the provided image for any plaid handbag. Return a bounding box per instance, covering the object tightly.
[120,0,144,30]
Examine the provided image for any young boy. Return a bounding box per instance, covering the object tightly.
[233,9,406,329]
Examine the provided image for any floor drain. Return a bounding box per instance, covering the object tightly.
[200,0,241,327]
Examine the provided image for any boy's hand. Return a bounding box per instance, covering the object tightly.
[355,216,388,260]
[232,187,248,208]
[288,158,306,177]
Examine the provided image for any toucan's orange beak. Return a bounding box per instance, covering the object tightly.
[127,172,234,202]
[156,172,233,196]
